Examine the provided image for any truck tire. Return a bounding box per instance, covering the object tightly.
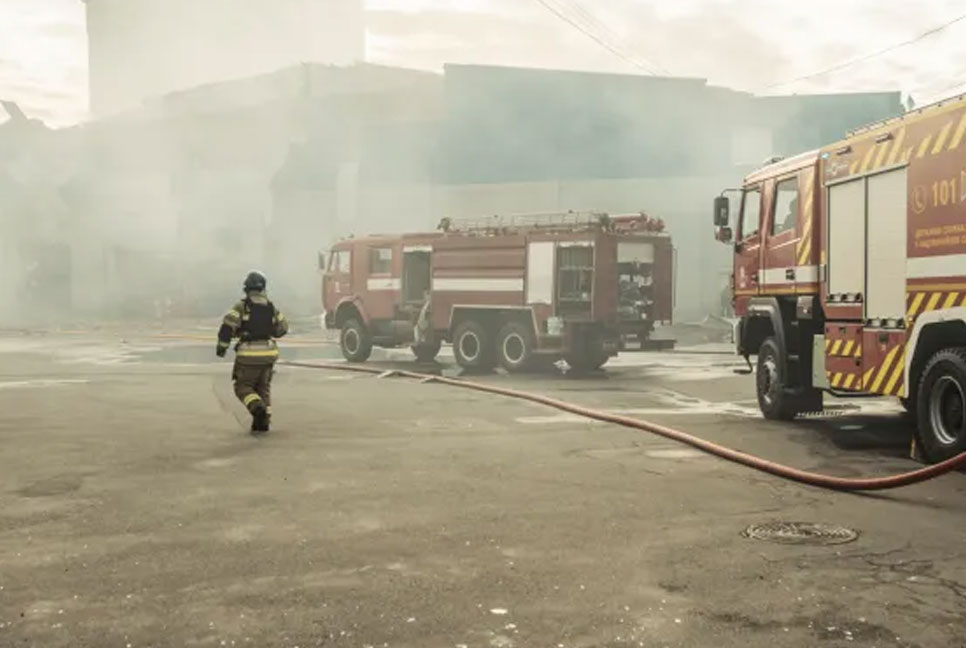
[756,336,797,421]
[453,320,494,370]
[411,339,441,363]
[340,318,372,363]
[915,348,966,463]
[497,321,536,373]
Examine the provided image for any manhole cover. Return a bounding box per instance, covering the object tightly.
[742,521,858,545]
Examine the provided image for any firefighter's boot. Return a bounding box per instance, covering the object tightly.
[251,404,269,435]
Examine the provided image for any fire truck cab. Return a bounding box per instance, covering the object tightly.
[321,213,623,372]
[714,93,966,462]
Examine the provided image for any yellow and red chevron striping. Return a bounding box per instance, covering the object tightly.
[827,371,862,390]
[795,169,815,267]
[841,109,966,179]
[862,342,906,397]
[907,290,966,320]
[825,337,862,358]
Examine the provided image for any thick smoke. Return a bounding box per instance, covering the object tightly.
[0,0,909,329]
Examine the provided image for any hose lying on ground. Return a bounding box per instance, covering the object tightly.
[281,360,966,492]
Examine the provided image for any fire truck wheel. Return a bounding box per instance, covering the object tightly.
[340,318,373,363]
[411,339,442,363]
[497,321,536,373]
[453,320,495,370]
[756,337,796,420]
[915,348,966,463]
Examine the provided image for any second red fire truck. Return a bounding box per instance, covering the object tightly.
[322,213,630,372]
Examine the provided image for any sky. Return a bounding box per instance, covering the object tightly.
[2,0,966,127]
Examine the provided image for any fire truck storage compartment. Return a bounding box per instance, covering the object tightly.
[557,243,594,316]
[617,243,654,299]
[526,241,555,305]
[827,178,866,298]
[827,167,908,317]
[402,247,432,304]
[823,323,865,391]
[865,168,908,321]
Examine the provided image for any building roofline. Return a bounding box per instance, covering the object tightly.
[442,63,707,85]
[756,89,902,100]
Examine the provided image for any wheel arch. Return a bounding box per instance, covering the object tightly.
[334,298,369,328]
[906,310,966,395]
[740,297,785,365]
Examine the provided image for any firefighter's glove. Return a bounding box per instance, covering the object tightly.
[216,345,227,358]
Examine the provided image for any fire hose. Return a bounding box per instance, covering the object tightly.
[280,360,966,492]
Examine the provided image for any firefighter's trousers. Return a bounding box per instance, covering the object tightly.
[233,360,274,416]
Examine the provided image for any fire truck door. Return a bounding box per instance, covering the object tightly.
[324,249,351,303]
[734,183,763,303]
[761,176,800,293]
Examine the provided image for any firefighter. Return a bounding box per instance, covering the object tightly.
[216,270,289,434]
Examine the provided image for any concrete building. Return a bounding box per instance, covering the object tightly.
[83,0,365,117]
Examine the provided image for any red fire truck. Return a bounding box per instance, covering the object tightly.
[714,93,966,462]
[321,213,623,372]
[611,213,675,348]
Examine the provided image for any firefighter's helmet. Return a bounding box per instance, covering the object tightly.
[243,270,267,292]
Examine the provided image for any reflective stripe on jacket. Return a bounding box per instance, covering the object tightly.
[236,339,280,361]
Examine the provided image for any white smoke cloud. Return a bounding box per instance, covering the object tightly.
[3,0,966,126]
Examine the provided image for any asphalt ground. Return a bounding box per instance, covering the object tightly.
[1,333,965,648]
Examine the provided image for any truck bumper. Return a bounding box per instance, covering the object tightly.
[562,322,621,357]
[602,335,621,355]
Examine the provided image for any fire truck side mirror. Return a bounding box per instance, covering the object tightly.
[713,196,730,227]
[317,251,327,271]
[715,226,733,244]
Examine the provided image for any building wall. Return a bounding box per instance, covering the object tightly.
[85,0,365,116]
[439,65,902,184]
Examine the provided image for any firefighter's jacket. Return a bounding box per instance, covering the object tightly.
[217,291,288,364]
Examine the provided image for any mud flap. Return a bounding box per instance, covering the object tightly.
[909,437,926,463]
[788,387,824,415]
[734,354,753,375]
